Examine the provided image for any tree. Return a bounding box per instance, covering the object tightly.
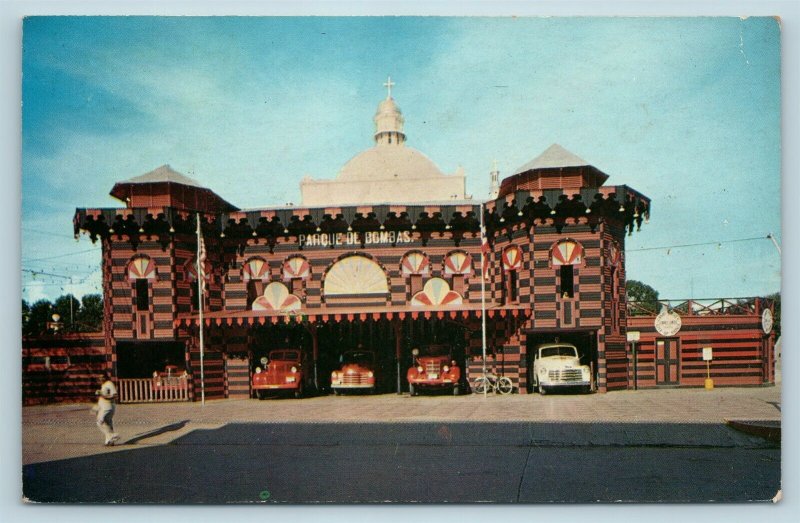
[76,294,104,332]
[21,294,105,335]
[626,280,660,315]
[53,294,80,331]
[23,299,54,336]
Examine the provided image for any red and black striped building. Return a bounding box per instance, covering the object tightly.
[71,150,775,400]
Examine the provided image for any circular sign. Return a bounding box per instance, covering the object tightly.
[655,308,682,336]
[762,309,774,335]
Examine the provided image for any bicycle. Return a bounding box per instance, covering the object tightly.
[472,373,514,395]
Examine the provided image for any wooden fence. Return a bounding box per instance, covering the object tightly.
[118,376,191,403]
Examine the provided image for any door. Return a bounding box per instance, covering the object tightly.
[655,338,680,385]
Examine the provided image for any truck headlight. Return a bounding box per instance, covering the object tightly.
[417,366,424,373]
[255,367,262,374]
[367,371,374,378]
[443,365,450,372]
[539,368,547,376]
[290,366,297,373]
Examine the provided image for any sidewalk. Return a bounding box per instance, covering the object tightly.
[22,386,781,465]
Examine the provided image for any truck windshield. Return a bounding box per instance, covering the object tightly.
[540,346,577,358]
[420,345,450,357]
[270,350,300,361]
[342,351,374,365]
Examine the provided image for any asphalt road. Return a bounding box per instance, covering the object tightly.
[22,421,780,503]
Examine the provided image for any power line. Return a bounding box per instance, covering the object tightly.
[627,235,770,253]
[22,247,101,263]
[22,228,80,240]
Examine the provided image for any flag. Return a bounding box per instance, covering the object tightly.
[480,225,491,281]
[197,219,207,294]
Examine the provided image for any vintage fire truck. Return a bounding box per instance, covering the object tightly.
[406,344,461,396]
[531,343,592,395]
[252,349,308,399]
[330,349,377,394]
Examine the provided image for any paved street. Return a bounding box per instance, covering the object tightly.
[22,387,781,503]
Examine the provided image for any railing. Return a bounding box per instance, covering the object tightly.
[118,376,191,403]
[628,297,770,317]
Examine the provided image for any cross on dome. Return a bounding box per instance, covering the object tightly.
[383,76,395,99]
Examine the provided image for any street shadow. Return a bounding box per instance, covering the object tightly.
[23,421,780,504]
[122,420,190,445]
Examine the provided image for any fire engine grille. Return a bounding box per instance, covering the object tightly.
[342,373,370,385]
[547,369,584,382]
[425,362,441,374]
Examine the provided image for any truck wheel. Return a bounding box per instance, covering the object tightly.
[582,385,591,394]
[539,386,547,396]
[294,383,304,399]
[452,384,460,396]
[333,389,340,396]
[256,390,265,400]
[409,384,416,396]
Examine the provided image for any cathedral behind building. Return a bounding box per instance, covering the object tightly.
[66,80,775,403]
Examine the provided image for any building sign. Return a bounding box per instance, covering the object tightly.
[702,347,713,361]
[654,306,682,336]
[299,230,413,248]
[762,308,773,334]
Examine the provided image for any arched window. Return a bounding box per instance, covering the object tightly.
[609,241,622,331]
[283,255,310,296]
[127,255,157,338]
[243,257,270,307]
[127,255,156,311]
[443,250,472,297]
[401,251,429,296]
[551,240,584,299]
[323,255,389,297]
[502,245,523,304]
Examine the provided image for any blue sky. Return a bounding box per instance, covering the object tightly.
[21,16,781,303]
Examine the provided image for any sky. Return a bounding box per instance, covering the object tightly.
[21,16,782,303]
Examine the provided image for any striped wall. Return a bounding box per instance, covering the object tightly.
[22,333,110,405]
[627,313,774,388]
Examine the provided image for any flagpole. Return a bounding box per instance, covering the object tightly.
[480,203,488,398]
[196,213,206,406]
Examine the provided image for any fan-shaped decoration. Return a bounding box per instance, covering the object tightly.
[401,251,430,276]
[184,256,212,282]
[551,240,584,266]
[252,282,301,311]
[443,251,473,275]
[609,242,621,266]
[411,278,463,306]
[127,256,156,281]
[323,255,389,296]
[502,245,523,271]
[283,256,311,281]
[242,257,270,282]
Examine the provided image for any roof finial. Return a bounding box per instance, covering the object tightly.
[383,76,395,99]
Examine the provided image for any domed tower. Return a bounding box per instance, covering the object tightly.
[373,77,406,146]
[300,77,467,206]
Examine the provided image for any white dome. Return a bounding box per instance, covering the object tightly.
[337,145,445,182]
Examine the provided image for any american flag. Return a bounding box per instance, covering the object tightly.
[197,227,207,293]
[480,224,490,281]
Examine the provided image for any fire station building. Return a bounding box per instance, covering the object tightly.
[71,86,775,401]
